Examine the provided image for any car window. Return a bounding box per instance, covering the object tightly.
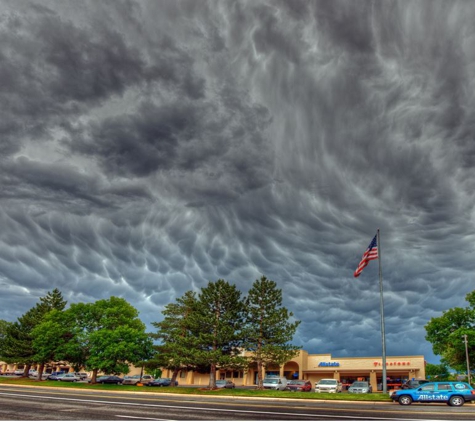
[454,383,470,390]
[420,384,435,391]
[437,383,453,391]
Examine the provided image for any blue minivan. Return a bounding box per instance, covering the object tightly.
[391,381,475,406]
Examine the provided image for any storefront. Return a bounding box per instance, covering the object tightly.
[162,350,426,391]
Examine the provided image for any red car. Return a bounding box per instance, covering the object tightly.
[285,380,313,392]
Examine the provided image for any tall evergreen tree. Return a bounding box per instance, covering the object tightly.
[194,279,246,389]
[0,288,67,377]
[150,291,200,385]
[242,276,301,389]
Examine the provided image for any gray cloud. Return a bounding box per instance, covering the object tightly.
[1,0,475,364]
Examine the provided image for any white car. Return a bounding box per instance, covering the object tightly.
[263,377,288,391]
[315,379,342,393]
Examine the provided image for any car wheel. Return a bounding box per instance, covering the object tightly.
[398,395,413,406]
[448,396,464,407]
[101,381,105,384]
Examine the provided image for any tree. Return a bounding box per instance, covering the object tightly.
[0,288,66,377]
[33,296,154,383]
[425,291,475,373]
[0,319,12,360]
[425,363,451,381]
[194,279,247,389]
[242,276,301,389]
[150,291,200,385]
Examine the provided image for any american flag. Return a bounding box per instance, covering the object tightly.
[354,234,378,277]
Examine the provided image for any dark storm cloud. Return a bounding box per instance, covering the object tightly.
[1,0,475,363]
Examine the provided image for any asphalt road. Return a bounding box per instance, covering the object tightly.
[2,385,475,421]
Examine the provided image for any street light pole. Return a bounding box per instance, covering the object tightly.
[463,334,471,385]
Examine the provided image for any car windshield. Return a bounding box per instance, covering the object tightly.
[352,382,367,387]
[289,381,305,385]
[216,380,226,384]
[319,380,336,385]
[264,379,278,384]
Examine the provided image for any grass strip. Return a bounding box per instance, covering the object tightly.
[0,377,392,402]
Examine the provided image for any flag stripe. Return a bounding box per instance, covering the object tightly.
[354,234,378,277]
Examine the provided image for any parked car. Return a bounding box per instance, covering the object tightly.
[14,369,25,375]
[391,381,475,407]
[146,377,179,387]
[121,374,154,385]
[59,373,81,382]
[46,371,66,380]
[73,372,89,380]
[216,380,235,389]
[285,380,313,392]
[348,381,372,393]
[401,379,430,389]
[29,372,49,380]
[315,379,342,393]
[93,375,124,385]
[263,377,288,391]
[122,375,141,385]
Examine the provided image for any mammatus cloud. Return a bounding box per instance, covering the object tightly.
[1,0,474,363]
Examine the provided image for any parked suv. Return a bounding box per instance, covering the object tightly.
[391,381,475,406]
[263,377,288,391]
[315,379,342,393]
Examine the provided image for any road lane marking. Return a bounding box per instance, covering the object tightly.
[0,392,411,420]
[116,416,172,420]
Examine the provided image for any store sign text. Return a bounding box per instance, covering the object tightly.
[373,361,411,366]
[318,362,340,367]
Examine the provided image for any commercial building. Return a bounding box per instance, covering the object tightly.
[162,350,426,391]
[2,350,425,392]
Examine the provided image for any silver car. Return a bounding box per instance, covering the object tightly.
[348,381,372,393]
[59,373,81,382]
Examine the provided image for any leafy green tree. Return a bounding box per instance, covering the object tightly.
[150,291,200,385]
[194,279,247,389]
[33,296,153,383]
[242,276,301,389]
[425,363,451,381]
[425,291,475,373]
[0,288,66,376]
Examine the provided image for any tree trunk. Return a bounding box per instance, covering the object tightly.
[170,368,180,386]
[256,360,264,390]
[22,364,31,378]
[209,363,217,389]
[91,369,98,384]
[37,363,45,381]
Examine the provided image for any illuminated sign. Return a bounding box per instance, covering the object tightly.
[318,362,340,367]
[373,361,411,366]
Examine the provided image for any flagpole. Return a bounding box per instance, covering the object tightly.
[377,228,388,394]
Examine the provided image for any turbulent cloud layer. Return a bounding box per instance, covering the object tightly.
[1,0,475,363]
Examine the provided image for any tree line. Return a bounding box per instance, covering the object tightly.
[0,276,301,389]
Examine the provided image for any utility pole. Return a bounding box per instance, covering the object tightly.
[463,334,471,385]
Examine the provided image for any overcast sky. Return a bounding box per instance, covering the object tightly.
[1,0,474,364]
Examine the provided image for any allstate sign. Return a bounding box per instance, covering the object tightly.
[318,362,340,367]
